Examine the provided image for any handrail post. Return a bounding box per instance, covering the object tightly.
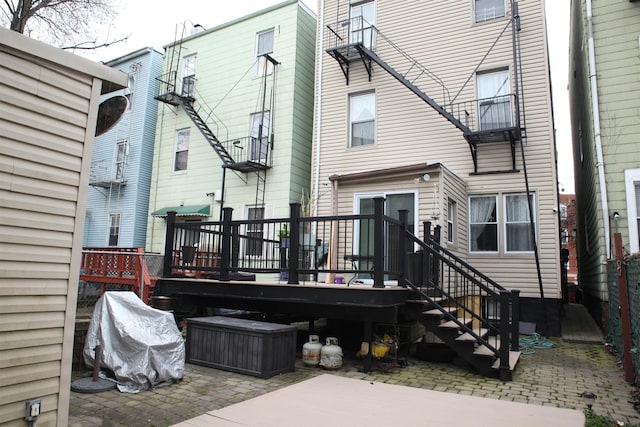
[422,221,432,287]
[288,203,301,285]
[373,197,385,288]
[220,207,233,281]
[510,290,520,351]
[499,290,511,381]
[433,225,441,288]
[398,210,409,287]
[162,211,177,277]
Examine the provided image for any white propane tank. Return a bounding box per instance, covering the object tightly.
[302,334,323,366]
[319,336,343,369]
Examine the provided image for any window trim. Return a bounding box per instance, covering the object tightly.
[255,28,275,76]
[173,128,190,173]
[503,193,536,254]
[625,169,640,253]
[447,198,457,245]
[474,0,507,23]
[469,195,499,254]
[349,91,376,148]
[108,213,121,247]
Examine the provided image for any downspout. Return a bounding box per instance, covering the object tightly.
[586,0,611,259]
[313,0,324,217]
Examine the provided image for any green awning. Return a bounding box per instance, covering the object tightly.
[151,204,210,217]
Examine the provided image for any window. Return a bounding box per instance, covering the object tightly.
[256,29,274,76]
[504,194,535,252]
[181,54,196,97]
[477,69,511,130]
[447,199,456,244]
[108,214,120,246]
[475,0,506,23]
[249,111,270,161]
[125,75,134,110]
[559,203,567,219]
[246,207,265,256]
[624,169,640,253]
[469,195,498,252]
[350,1,375,48]
[350,92,375,147]
[114,139,128,181]
[174,129,189,172]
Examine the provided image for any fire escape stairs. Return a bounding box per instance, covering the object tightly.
[405,292,521,381]
[325,22,523,174]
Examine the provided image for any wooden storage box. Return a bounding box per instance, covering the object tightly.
[186,316,297,378]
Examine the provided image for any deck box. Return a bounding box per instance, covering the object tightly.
[186,316,297,378]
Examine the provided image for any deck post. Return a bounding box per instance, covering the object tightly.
[373,197,385,288]
[163,211,177,277]
[510,290,520,351]
[398,210,408,287]
[288,203,300,284]
[220,207,233,281]
[499,290,511,381]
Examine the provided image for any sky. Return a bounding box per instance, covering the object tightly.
[80,0,574,194]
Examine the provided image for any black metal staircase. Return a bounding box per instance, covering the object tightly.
[403,227,521,380]
[325,16,523,174]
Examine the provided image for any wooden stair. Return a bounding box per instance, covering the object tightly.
[406,298,521,380]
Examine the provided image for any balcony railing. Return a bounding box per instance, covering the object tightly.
[443,94,517,134]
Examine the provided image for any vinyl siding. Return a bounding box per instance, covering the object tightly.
[84,48,163,248]
[315,0,559,298]
[0,28,127,426]
[569,0,640,305]
[147,1,316,252]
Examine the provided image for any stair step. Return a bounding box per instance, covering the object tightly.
[455,328,489,341]
[439,318,472,329]
[423,307,457,317]
[491,351,521,371]
[474,337,500,357]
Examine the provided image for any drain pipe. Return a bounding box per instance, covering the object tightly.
[313,0,324,217]
[586,0,611,259]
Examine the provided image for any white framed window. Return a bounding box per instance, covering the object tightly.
[114,139,128,181]
[625,169,640,253]
[245,206,265,257]
[181,54,197,97]
[174,128,189,172]
[474,0,506,23]
[559,203,567,219]
[504,193,535,253]
[256,28,274,76]
[108,213,120,246]
[350,1,375,48]
[477,69,511,130]
[125,75,134,110]
[469,195,498,252]
[249,111,270,161]
[349,92,375,147]
[447,199,457,245]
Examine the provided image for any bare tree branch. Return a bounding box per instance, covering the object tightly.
[1,0,126,52]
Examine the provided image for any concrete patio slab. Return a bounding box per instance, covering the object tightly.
[172,374,585,427]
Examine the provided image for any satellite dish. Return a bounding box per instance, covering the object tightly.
[95,95,128,136]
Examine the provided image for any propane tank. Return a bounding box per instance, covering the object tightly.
[302,334,323,366]
[319,336,343,370]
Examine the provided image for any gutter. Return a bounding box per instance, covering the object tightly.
[313,0,324,216]
[586,0,611,259]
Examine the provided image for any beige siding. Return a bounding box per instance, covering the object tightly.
[0,28,126,426]
[314,0,560,298]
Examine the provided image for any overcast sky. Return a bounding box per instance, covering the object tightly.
[80,0,573,193]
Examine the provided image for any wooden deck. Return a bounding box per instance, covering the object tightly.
[153,277,412,324]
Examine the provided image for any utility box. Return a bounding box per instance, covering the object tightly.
[186,316,297,378]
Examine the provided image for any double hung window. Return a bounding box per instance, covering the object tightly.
[249,112,270,161]
[350,1,375,48]
[256,29,274,76]
[350,92,375,147]
[181,54,196,97]
[108,214,120,246]
[477,69,512,130]
[246,207,265,257]
[174,129,189,172]
[475,0,506,23]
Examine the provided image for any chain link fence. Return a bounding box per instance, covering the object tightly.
[607,257,640,382]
